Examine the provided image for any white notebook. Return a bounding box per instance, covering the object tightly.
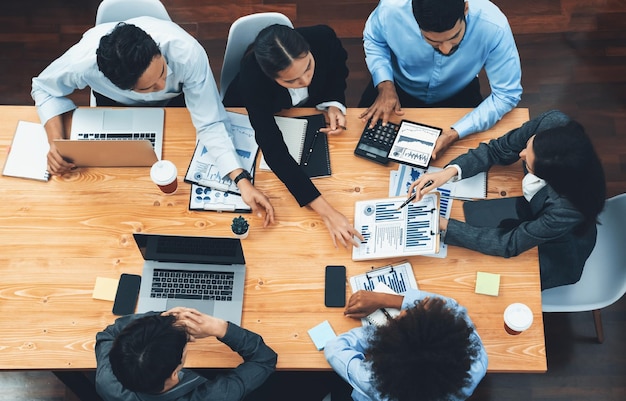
[2,121,50,181]
[452,172,487,200]
[259,116,308,171]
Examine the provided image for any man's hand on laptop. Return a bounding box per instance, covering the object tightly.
[47,143,75,175]
[164,307,228,340]
[44,114,75,175]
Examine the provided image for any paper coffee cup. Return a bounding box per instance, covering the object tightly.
[504,303,533,335]
[150,160,178,194]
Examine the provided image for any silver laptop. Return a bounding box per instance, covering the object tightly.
[54,107,164,167]
[133,233,246,325]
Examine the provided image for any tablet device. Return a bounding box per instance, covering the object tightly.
[463,197,532,229]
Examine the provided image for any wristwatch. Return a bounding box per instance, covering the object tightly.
[233,170,252,185]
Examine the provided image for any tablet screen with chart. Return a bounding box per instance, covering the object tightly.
[388,120,442,168]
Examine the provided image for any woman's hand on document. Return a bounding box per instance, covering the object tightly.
[407,167,458,202]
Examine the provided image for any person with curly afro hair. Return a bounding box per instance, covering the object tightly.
[325,289,487,401]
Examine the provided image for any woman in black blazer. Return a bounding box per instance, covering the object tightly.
[223,24,363,248]
[407,110,606,289]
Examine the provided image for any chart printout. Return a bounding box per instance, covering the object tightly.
[352,193,440,261]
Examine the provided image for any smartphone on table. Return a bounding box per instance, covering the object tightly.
[325,265,346,307]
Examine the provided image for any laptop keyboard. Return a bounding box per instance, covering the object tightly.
[76,132,157,147]
[150,268,235,301]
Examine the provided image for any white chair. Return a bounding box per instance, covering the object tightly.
[95,0,171,25]
[91,0,172,105]
[542,193,626,343]
[219,12,293,100]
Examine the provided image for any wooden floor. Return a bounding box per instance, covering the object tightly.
[0,1,625,400]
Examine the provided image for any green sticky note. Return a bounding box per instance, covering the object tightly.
[475,272,500,296]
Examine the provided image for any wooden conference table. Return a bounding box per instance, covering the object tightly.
[0,106,546,373]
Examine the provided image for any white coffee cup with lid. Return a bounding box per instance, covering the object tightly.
[503,303,533,335]
[150,160,178,195]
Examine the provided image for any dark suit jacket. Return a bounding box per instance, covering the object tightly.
[223,25,348,207]
[444,110,597,290]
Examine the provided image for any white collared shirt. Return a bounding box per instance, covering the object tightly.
[287,87,346,114]
[522,173,547,202]
[31,16,241,178]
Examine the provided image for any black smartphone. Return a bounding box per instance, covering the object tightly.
[112,273,142,316]
[325,265,346,307]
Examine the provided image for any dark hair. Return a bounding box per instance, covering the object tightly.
[412,0,466,32]
[253,24,310,79]
[109,314,187,394]
[96,22,161,90]
[533,121,606,234]
[367,297,480,401]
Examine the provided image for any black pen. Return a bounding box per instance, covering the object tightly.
[396,179,434,211]
[380,308,392,321]
[303,130,320,166]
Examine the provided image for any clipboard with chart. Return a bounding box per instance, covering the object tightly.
[188,183,251,213]
[184,112,258,194]
[349,261,418,326]
[352,193,440,261]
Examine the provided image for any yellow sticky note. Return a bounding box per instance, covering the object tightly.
[93,277,120,301]
[475,272,500,296]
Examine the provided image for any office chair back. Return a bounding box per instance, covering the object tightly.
[95,0,171,25]
[219,12,293,99]
[542,193,626,342]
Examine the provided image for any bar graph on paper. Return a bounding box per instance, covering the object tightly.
[389,164,452,258]
[352,193,440,261]
[349,261,418,295]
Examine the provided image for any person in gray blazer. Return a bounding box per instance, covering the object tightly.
[408,110,606,289]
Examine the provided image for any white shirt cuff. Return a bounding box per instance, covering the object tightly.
[446,164,463,182]
[316,101,346,115]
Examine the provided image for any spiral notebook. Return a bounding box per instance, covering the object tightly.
[300,114,331,179]
[451,172,487,200]
[2,121,50,182]
[259,114,331,179]
[259,116,308,171]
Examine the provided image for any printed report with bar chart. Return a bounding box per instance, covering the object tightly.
[349,261,419,326]
[352,193,440,261]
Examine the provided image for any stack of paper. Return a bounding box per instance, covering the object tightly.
[2,121,50,181]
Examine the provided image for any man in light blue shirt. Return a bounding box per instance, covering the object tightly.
[31,17,273,224]
[359,0,522,160]
[325,289,488,401]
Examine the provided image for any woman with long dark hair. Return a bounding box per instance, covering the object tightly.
[223,24,363,248]
[408,110,606,289]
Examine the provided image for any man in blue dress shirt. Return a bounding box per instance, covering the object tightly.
[325,289,488,401]
[359,0,522,159]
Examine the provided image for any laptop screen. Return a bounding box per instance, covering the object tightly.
[133,233,245,265]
